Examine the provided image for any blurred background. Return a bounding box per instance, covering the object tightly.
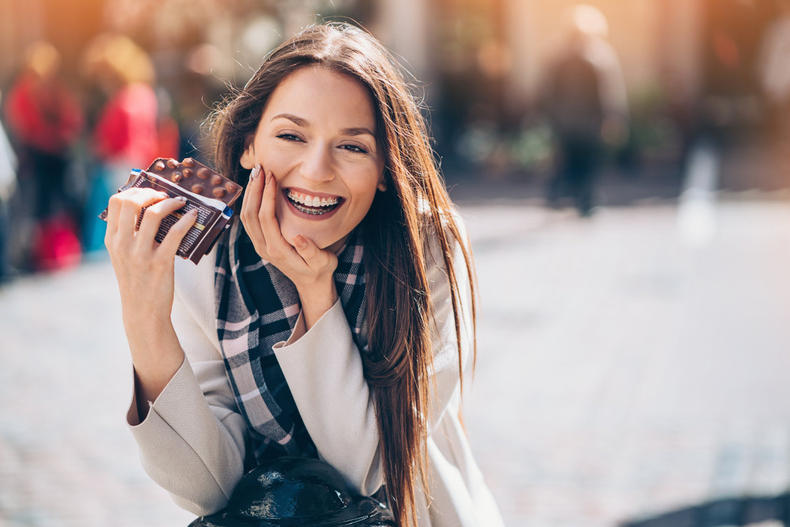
[1,0,790,526]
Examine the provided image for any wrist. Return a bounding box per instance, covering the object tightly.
[126,321,184,404]
[295,273,336,302]
[123,314,181,368]
[297,278,338,330]
[122,310,172,345]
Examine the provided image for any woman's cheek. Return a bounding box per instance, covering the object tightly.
[274,189,286,224]
[260,146,287,220]
[260,143,291,174]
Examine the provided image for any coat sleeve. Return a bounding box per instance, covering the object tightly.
[273,221,475,496]
[126,252,248,517]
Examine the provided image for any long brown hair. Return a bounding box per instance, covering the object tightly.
[208,22,477,527]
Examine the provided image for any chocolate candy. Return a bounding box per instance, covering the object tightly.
[99,157,243,264]
[146,157,242,206]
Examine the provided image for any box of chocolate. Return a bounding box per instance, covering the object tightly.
[99,158,243,264]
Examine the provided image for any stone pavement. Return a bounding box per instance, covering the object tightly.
[1,195,790,526]
[460,196,790,526]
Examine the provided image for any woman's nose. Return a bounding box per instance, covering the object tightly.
[299,144,335,183]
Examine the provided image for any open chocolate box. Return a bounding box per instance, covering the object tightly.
[99,158,243,264]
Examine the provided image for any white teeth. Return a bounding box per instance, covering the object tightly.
[287,190,339,208]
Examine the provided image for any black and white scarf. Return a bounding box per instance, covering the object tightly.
[214,219,368,463]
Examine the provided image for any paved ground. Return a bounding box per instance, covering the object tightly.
[1,183,790,526]
[460,196,790,526]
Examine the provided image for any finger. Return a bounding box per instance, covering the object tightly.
[259,171,298,259]
[104,193,124,237]
[293,234,339,273]
[106,188,165,236]
[137,196,189,245]
[241,165,266,250]
[292,234,322,266]
[115,188,169,241]
[158,208,198,257]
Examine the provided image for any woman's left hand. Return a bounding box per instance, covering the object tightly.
[240,165,339,328]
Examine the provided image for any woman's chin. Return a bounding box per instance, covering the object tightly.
[279,223,332,250]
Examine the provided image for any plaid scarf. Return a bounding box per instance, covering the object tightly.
[214,219,368,464]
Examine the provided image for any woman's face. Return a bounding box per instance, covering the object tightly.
[240,65,386,251]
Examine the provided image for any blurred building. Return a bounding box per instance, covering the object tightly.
[0,0,780,99]
[0,0,784,169]
[375,0,783,171]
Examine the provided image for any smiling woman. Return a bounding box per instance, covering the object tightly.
[103,21,504,527]
[239,66,386,252]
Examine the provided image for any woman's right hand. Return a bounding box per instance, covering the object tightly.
[104,187,198,326]
[104,187,198,406]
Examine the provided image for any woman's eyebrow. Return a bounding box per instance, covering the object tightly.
[342,127,376,137]
[271,113,308,126]
[271,113,375,137]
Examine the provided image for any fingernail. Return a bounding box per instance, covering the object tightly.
[175,196,187,202]
[250,166,260,180]
[295,235,307,249]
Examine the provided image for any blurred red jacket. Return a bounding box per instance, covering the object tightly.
[93,82,161,165]
[5,72,83,155]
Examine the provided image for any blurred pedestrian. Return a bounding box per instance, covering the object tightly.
[4,41,84,270]
[0,94,18,282]
[542,5,628,216]
[81,34,162,175]
[758,0,790,141]
[4,41,83,220]
[80,33,177,253]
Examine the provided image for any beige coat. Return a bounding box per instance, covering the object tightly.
[126,223,504,526]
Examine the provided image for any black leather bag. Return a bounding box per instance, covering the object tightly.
[188,457,394,526]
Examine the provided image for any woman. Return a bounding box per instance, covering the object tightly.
[104,22,504,526]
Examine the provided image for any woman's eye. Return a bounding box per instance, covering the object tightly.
[276,133,303,142]
[340,144,368,154]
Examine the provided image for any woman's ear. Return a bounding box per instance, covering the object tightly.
[377,169,387,192]
[240,140,255,170]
